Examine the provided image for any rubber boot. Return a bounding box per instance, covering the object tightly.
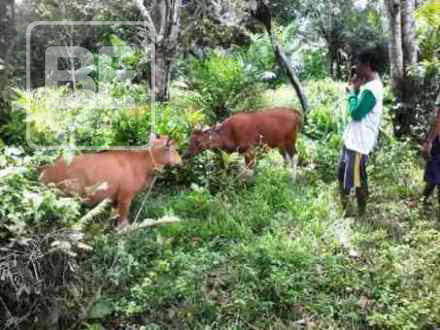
[339,182,353,217]
[423,182,436,206]
[356,186,368,217]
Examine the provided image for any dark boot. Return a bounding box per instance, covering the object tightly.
[339,182,355,217]
[356,186,368,216]
[339,182,349,210]
[337,158,350,214]
[423,182,436,205]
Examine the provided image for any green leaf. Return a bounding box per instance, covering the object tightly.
[88,299,114,319]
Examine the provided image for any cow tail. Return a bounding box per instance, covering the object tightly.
[294,108,304,132]
[37,164,49,173]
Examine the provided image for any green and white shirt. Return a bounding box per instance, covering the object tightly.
[343,77,384,155]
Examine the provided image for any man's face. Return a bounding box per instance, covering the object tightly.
[356,63,369,79]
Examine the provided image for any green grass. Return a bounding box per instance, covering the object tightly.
[86,141,440,330]
[4,80,440,329]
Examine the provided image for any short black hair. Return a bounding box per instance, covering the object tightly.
[357,48,380,72]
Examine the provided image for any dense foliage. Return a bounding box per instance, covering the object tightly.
[408,0,440,138]
[2,78,440,329]
[1,1,440,329]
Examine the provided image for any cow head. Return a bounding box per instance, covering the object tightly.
[151,135,182,166]
[183,126,223,159]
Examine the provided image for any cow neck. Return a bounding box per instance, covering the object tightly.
[147,148,161,172]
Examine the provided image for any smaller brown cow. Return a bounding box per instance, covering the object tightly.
[183,107,302,175]
[39,135,182,230]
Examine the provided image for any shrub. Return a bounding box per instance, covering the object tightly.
[299,46,329,80]
[185,51,264,123]
[0,146,99,329]
[10,82,202,150]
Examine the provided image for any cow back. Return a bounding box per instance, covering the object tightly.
[224,107,300,148]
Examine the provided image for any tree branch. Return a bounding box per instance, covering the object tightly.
[158,0,167,36]
[250,0,309,120]
[134,0,157,37]
[169,0,182,42]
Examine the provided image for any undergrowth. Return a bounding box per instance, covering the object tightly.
[1,79,440,330]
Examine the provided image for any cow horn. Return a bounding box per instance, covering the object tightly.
[166,137,171,146]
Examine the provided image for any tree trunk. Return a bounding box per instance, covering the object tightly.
[401,0,417,69]
[0,0,15,134]
[384,0,417,137]
[250,0,309,123]
[0,0,15,62]
[329,54,335,79]
[385,0,411,136]
[273,41,309,117]
[154,44,172,101]
[384,0,404,97]
[136,0,182,103]
[399,0,417,135]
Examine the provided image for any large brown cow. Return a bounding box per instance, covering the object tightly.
[39,135,182,230]
[183,107,302,175]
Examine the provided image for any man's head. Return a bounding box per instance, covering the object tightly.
[355,49,380,79]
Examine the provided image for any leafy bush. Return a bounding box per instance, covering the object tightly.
[185,51,264,122]
[12,86,117,148]
[299,46,329,80]
[243,27,329,85]
[0,147,100,329]
[9,82,204,150]
[0,107,27,147]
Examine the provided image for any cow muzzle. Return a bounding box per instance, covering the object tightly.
[182,150,192,160]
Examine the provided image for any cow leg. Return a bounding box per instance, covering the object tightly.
[279,149,289,167]
[214,149,226,169]
[284,142,297,180]
[115,191,133,231]
[244,149,256,169]
[292,154,298,180]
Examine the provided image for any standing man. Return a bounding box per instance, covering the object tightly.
[338,49,384,216]
[421,94,440,206]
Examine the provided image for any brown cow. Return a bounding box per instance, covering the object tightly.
[39,135,182,230]
[183,107,302,175]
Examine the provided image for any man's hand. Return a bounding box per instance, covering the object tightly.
[347,75,364,94]
[352,76,364,93]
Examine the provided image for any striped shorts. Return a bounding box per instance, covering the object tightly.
[337,146,368,193]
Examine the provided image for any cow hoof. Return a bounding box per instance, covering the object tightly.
[241,168,254,178]
[115,220,130,233]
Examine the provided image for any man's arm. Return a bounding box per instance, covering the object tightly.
[347,89,377,121]
[422,106,440,159]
